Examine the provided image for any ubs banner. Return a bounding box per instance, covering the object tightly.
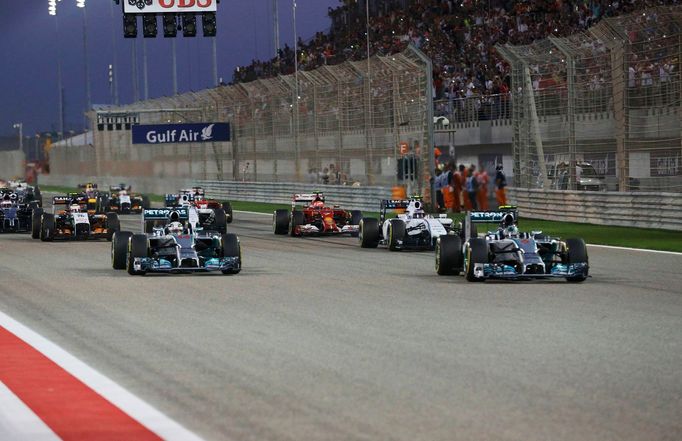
[132,123,230,145]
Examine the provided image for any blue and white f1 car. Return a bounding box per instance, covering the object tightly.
[435,207,589,282]
[111,207,241,276]
[359,198,455,250]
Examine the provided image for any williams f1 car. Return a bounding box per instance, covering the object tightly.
[165,187,233,228]
[273,192,361,237]
[0,188,40,233]
[435,207,589,282]
[111,207,241,275]
[359,198,455,250]
[33,195,120,241]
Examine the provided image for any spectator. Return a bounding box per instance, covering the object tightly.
[495,164,507,207]
[465,164,478,211]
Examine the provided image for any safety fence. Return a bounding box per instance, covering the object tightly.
[77,46,432,200]
[507,187,682,231]
[497,6,682,193]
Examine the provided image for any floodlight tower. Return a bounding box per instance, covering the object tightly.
[76,0,91,129]
[48,0,65,138]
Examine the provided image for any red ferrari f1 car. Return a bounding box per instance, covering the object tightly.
[273,192,362,237]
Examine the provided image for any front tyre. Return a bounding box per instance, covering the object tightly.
[465,238,489,282]
[387,219,406,251]
[222,202,234,224]
[40,213,55,242]
[565,237,588,283]
[349,210,363,237]
[221,233,241,274]
[127,234,149,275]
[290,210,305,237]
[31,208,43,239]
[106,212,120,241]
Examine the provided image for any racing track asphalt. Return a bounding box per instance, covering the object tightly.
[0,207,681,441]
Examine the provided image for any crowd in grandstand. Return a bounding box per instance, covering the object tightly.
[232,0,680,111]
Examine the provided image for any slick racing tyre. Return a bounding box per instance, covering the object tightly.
[212,208,228,234]
[40,213,55,242]
[222,202,234,224]
[350,210,363,237]
[31,208,43,239]
[106,213,120,241]
[290,210,305,237]
[98,195,110,214]
[127,234,149,276]
[387,219,406,251]
[221,233,241,275]
[142,195,151,210]
[273,209,289,235]
[436,235,463,276]
[112,231,133,270]
[359,218,380,248]
[565,238,588,283]
[465,238,489,282]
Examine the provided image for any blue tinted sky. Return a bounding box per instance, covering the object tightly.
[0,0,339,136]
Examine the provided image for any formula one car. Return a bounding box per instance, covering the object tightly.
[435,207,589,282]
[34,195,120,242]
[74,183,109,214]
[101,184,150,214]
[7,180,42,207]
[111,207,241,275]
[358,198,455,250]
[165,187,234,224]
[273,192,362,237]
[0,188,40,233]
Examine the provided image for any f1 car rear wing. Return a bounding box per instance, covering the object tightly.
[143,207,189,221]
[291,192,325,208]
[180,187,205,197]
[463,206,519,240]
[379,199,410,222]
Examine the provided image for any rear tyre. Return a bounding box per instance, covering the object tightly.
[142,195,151,210]
[387,219,406,251]
[565,238,588,283]
[106,212,120,241]
[221,233,241,274]
[222,202,234,223]
[465,238,489,282]
[98,195,110,214]
[212,208,227,234]
[34,187,42,207]
[359,218,380,248]
[436,235,463,276]
[350,210,362,237]
[273,209,289,235]
[40,213,55,242]
[112,231,133,270]
[127,234,149,275]
[290,210,305,237]
[31,208,43,239]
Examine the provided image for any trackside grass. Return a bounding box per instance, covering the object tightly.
[39,186,682,252]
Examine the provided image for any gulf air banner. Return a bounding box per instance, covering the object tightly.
[123,0,217,14]
[132,123,230,144]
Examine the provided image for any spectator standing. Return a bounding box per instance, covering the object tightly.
[477,165,490,211]
[495,164,507,207]
[461,164,473,211]
[452,164,463,213]
[465,165,478,210]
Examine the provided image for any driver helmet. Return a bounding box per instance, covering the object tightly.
[505,225,519,238]
[167,221,184,234]
[69,204,82,213]
[311,198,325,208]
[0,199,12,209]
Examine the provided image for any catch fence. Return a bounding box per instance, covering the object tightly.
[497,6,682,192]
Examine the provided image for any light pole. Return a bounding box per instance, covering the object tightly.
[13,123,23,153]
[48,0,65,139]
[292,0,300,180]
[76,0,91,129]
[109,0,119,105]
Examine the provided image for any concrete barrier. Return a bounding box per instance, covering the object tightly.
[507,187,682,231]
[0,150,25,181]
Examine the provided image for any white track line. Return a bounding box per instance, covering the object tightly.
[0,382,60,441]
[0,310,205,441]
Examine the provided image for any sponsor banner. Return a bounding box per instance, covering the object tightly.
[132,123,230,145]
[123,0,217,14]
